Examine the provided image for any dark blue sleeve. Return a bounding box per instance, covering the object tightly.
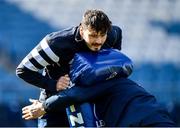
[16,64,57,93]
[42,78,116,112]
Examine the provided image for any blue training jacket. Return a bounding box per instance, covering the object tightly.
[43,78,175,127]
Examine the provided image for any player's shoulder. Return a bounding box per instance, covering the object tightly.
[111,25,122,33]
[106,25,122,44]
[107,25,122,40]
[45,26,77,42]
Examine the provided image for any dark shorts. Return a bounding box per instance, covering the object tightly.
[38,110,69,127]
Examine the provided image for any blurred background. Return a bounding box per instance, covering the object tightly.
[0,0,180,127]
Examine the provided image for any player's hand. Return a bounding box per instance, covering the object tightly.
[56,74,70,91]
[22,99,46,120]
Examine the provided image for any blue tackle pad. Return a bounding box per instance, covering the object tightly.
[69,48,133,86]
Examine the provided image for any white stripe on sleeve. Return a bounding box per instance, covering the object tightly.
[31,48,50,67]
[40,38,59,63]
[22,57,39,72]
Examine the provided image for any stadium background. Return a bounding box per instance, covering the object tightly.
[0,0,180,126]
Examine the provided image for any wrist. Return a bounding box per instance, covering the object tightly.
[41,101,48,113]
[40,102,46,115]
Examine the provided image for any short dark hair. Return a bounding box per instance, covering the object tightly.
[81,9,112,34]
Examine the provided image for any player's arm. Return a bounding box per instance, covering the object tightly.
[22,79,114,120]
[42,85,108,112]
[16,36,61,92]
